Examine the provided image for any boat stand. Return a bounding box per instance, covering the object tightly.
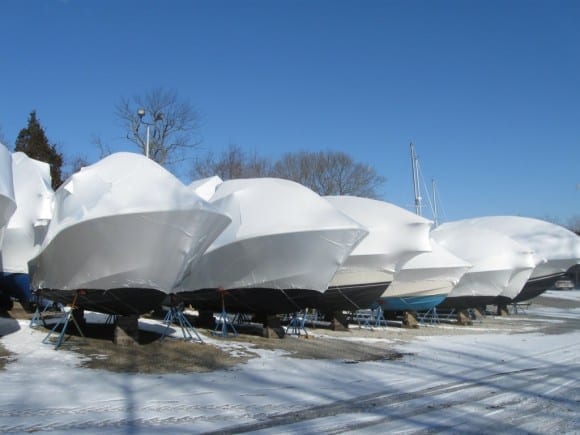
[105,314,118,325]
[42,294,85,350]
[443,308,456,320]
[212,291,237,338]
[353,309,372,328]
[419,307,440,325]
[372,305,386,327]
[160,304,204,343]
[511,302,530,314]
[285,312,308,337]
[30,297,58,329]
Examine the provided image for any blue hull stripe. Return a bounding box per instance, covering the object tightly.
[378,294,448,312]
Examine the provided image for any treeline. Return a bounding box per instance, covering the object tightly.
[192,144,385,198]
[2,86,386,199]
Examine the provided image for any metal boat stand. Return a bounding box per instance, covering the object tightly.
[419,307,440,325]
[42,293,85,350]
[160,302,204,343]
[352,309,372,328]
[371,305,386,327]
[104,314,118,325]
[511,302,530,314]
[353,305,386,329]
[285,312,308,337]
[30,294,59,329]
[212,290,237,338]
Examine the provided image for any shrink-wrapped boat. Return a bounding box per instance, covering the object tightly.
[379,239,471,312]
[322,196,433,312]
[28,153,231,315]
[456,216,580,302]
[432,222,539,309]
[176,178,368,314]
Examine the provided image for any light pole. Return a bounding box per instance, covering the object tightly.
[137,108,163,159]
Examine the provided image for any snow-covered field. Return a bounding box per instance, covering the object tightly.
[1,291,579,434]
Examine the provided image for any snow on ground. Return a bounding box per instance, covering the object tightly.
[0,292,579,434]
[543,289,580,302]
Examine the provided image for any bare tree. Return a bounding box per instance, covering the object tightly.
[191,144,272,180]
[93,136,113,160]
[116,88,201,168]
[272,150,385,198]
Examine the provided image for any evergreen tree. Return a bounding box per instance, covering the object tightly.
[14,111,63,189]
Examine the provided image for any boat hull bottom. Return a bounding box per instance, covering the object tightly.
[37,288,167,316]
[179,288,322,315]
[512,273,566,303]
[378,294,448,312]
[437,295,498,310]
[320,282,390,313]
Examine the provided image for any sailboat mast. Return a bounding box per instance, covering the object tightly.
[410,142,422,216]
[432,178,439,227]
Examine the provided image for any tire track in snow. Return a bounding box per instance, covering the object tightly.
[201,343,580,434]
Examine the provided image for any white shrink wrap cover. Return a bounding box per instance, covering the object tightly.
[453,216,580,302]
[432,221,539,307]
[28,153,231,315]
[0,143,16,247]
[177,178,368,314]
[1,152,54,274]
[379,239,471,311]
[322,195,433,311]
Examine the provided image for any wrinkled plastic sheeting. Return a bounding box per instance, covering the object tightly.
[29,153,231,292]
[188,175,223,201]
[460,216,580,279]
[177,178,369,292]
[324,196,433,286]
[0,153,54,274]
[383,239,472,299]
[0,143,16,236]
[432,222,539,299]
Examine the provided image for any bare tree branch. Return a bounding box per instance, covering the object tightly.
[191,144,272,181]
[116,88,202,169]
[272,150,385,198]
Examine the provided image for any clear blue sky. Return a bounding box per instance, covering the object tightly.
[1,0,578,224]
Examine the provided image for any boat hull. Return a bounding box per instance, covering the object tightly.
[510,261,578,303]
[379,278,457,312]
[437,295,498,310]
[320,281,391,313]
[179,287,321,314]
[379,293,449,312]
[37,288,167,315]
[512,272,567,303]
[0,272,31,303]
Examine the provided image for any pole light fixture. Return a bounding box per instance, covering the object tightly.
[136,108,162,159]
